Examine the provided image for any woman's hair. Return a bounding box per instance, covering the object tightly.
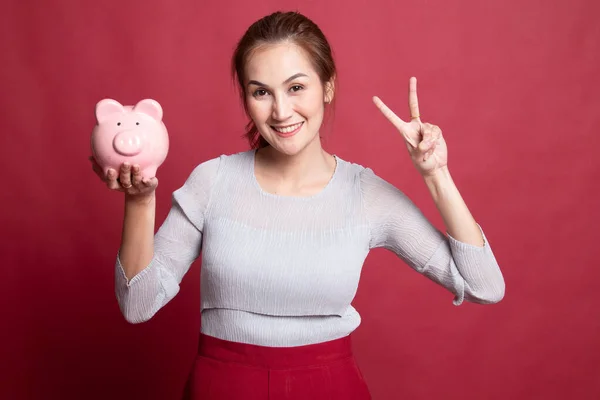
[231,11,337,148]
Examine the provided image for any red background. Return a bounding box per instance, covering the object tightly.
[2,0,599,399]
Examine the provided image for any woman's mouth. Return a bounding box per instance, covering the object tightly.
[270,122,304,137]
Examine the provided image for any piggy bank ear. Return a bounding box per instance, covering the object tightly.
[95,99,124,123]
[133,99,163,122]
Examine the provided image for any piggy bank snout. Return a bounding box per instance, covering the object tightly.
[113,130,144,156]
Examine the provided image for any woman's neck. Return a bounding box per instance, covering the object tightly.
[255,136,335,187]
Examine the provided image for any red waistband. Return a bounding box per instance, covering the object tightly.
[198,333,354,369]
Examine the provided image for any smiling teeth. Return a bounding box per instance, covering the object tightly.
[273,122,302,133]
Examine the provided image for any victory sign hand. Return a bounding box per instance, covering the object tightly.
[373,77,448,177]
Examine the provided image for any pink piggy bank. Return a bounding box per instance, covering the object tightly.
[90,98,169,179]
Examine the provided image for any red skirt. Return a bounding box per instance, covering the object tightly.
[185,333,372,400]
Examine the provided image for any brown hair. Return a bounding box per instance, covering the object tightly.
[231,11,337,148]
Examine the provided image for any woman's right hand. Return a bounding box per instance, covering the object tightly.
[89,156,158,198]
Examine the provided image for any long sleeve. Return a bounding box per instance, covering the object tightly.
[114,157,221,323]
[360,168,505,305]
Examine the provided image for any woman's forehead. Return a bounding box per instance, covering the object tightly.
[245,43,316,84]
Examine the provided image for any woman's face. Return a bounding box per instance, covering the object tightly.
[244,42,332,155]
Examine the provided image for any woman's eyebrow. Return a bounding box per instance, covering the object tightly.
[247,73,309,87]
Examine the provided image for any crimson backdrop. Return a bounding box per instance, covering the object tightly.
[2,0,599,399]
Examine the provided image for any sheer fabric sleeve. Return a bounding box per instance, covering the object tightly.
[114,157,221,323]
[360,168,505,305]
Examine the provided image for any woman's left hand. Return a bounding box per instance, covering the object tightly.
[373,77,448,177]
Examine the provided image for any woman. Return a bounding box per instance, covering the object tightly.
[90,11,505,400]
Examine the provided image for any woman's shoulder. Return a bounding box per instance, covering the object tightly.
[173,150,253,205]
[334,155,379,184]
[187,149,253,177]
[335,155,407,202]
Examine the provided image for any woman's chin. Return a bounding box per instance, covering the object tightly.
[259,128,321,157]
[271,141,303,156]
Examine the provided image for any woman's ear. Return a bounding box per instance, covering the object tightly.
[324,78,335,104]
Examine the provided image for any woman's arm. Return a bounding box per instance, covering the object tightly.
[114,157,221,323]
[115,200,203,323]
[423,166,484,247]
[361,168,505,305]
[119,193,157,280]
[371,77,505,304]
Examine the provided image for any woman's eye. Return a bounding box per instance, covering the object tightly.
[253,89,268,97]
[290,85,303,92]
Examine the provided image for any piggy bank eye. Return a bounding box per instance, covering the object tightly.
[136,122,140,125]
[117,122,121,126]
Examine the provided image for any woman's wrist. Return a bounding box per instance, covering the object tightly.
[422,166,453,201]
[125,191,156,207]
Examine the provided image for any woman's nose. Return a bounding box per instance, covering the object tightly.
[272,95,293,121]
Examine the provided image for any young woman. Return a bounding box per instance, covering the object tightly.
[91,11,505,400]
